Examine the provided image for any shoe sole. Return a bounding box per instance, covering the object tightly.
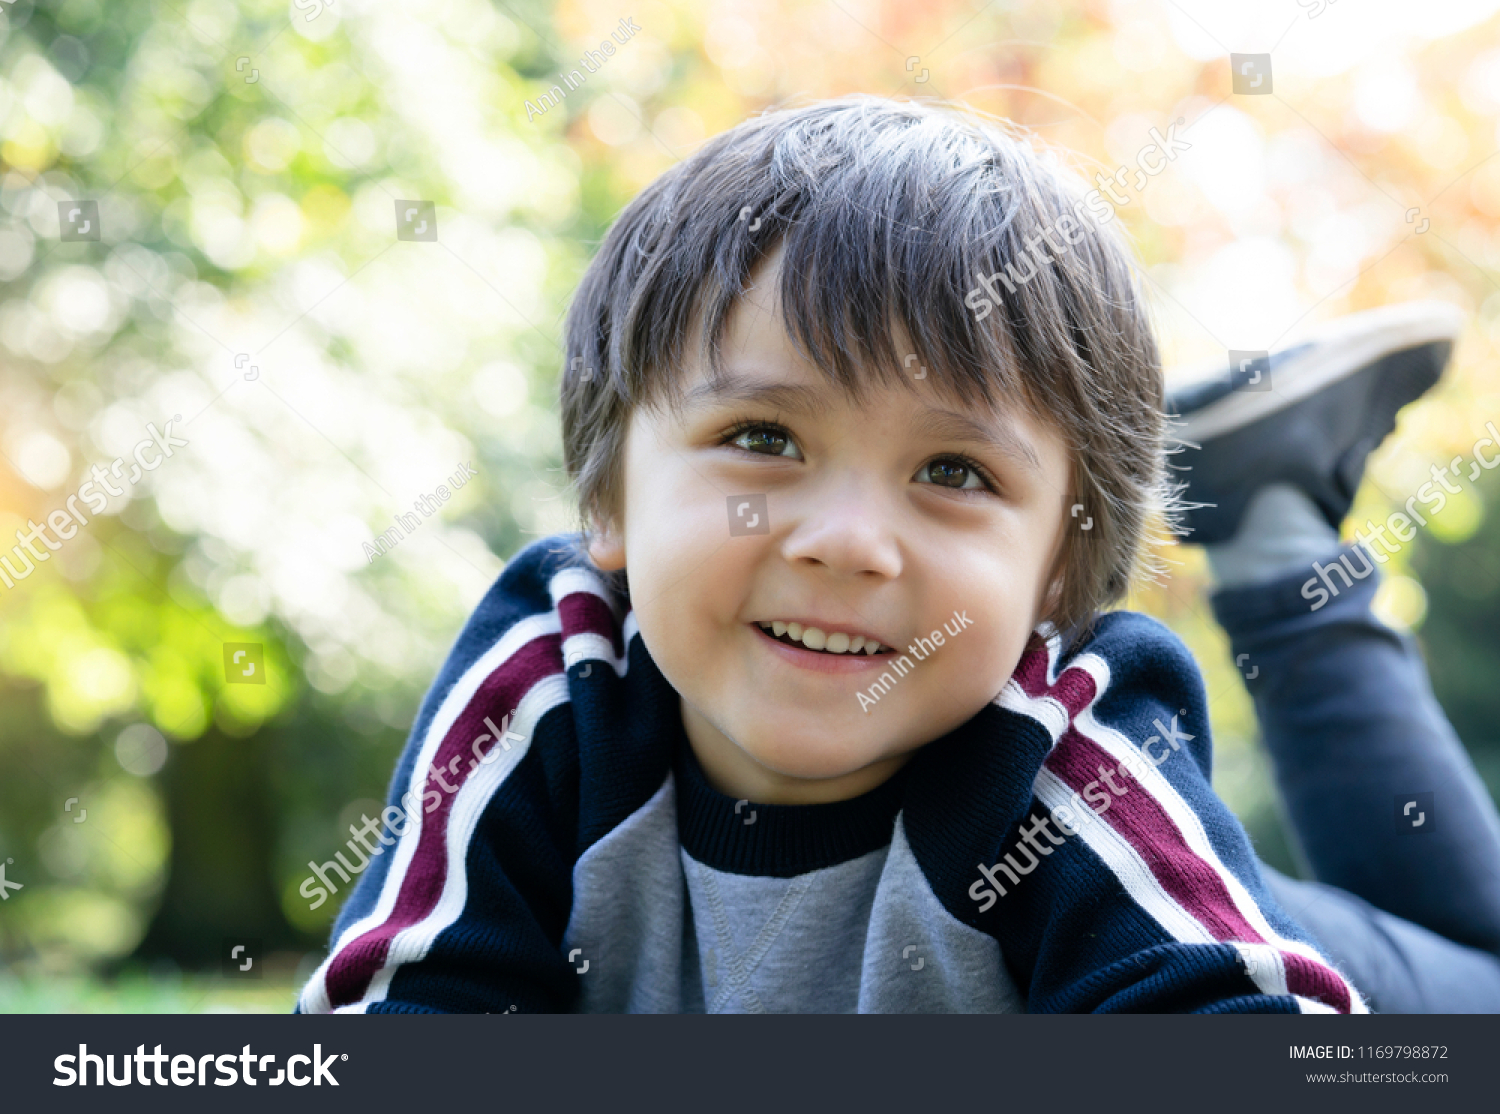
[1169,300,1466,443]
[1173,340,1456,542]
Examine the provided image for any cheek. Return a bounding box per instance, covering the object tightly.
[978,607,1038,680]
[620,467,713,589]
[620,437,777,622]
[624,505,759,656]
[950,561,1052,686]
[631,510,749,604]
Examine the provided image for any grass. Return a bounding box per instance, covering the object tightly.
[0,973,301,1013]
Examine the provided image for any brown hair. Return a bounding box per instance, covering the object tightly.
[559,94,1175,636]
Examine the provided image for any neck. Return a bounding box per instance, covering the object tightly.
[679,696,914,805]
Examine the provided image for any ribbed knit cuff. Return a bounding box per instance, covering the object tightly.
[1209,542,1382,639]
[1202,483,1340,589]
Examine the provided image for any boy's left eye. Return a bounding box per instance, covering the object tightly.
[914,457,990,492]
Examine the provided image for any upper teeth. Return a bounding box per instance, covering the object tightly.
[760,620,882,654]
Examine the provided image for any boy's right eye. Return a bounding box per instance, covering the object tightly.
[724,421,801,459]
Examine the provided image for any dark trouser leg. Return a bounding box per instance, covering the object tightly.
[1213,548,1500,1009]
[1263,868,1500,1012]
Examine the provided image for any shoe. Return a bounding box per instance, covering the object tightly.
[1165,300,1465,544]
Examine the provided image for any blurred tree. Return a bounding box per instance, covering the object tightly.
[136,726,284,963]
[0,0,580,976]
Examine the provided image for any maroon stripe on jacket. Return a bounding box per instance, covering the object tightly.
[323,584,621,1008]
[1045,725,1270,945]
[324,633,561,1007]
[1021,651,1353,1013]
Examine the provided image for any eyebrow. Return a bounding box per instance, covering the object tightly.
[910,407,1042,474]
[681,374,830,416]
[685,372,1042,474]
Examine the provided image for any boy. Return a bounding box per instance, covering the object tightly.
[297,96,1500,1013]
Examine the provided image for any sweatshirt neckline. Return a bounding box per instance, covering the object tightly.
[671,721,911,878]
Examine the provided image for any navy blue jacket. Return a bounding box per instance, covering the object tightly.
[298,535,1363,1014]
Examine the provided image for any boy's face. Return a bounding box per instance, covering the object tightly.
[588,247,1073,805]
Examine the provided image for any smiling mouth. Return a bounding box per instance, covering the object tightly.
[752,621,893,655]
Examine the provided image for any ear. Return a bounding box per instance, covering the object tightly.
[1035,502,1071,627]
[1038,572,1064,627]
[586,513,625,572]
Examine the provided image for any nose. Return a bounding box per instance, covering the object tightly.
[778,471,903,581]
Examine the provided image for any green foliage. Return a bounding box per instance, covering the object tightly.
[0,0,590,980]
[1414,468,1500,798]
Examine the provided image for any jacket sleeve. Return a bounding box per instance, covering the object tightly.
[297,540,594,1014]
[965,613,1367,1014]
